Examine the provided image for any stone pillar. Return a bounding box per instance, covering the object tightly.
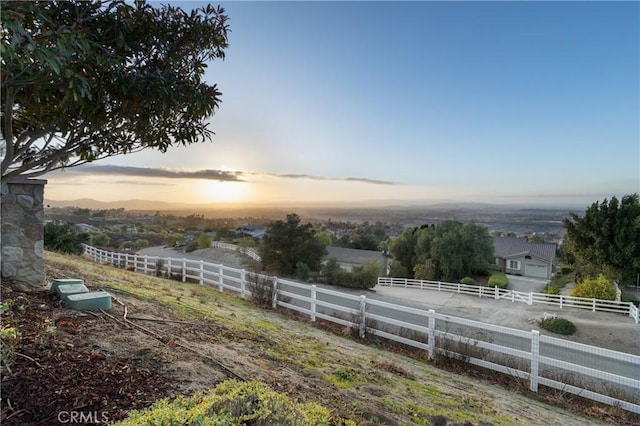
[1,178,47,290]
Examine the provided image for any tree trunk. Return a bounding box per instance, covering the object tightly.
[1,178,47,290]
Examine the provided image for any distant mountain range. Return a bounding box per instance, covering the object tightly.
[44,197,585,212]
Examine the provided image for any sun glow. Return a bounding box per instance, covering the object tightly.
[202,181,250,203]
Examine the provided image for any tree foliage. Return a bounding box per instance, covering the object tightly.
[1,1,229,180]
[44,222,87,254]
[563,194,640,283]
[389,221,494,282]
[260,214,327,277]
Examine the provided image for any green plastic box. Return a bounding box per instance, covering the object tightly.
[50,279,84,292]
[57,284,89,301]
[66,292,112,311]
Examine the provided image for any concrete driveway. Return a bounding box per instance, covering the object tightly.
[504,274,548,292]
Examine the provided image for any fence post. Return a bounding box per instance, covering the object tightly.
[479,286,483,298]
[167,258,172,278]
[428,309,436,360]
[494,286,498,300]
[457,283,461,294]
[528,292,533,306]
[530,330,540,392]
[271,277,278,309]
[143,255,149,274]
[438,281,441,291]
[404,278,408,288]
[310,285,317,322]
[199,260,204,285]
[218,265,224,291]
[240,269,246,298]
[133,255,138,272]
[592,298,596,312]
[359,295,367,339]
[559,294,563,309]
[182,258,186,283]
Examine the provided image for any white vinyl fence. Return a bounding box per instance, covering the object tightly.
[378,277,640,325]
[210,241,262,262]
[82,245,640,414]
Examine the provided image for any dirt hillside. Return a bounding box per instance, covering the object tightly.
[1,251,636,425]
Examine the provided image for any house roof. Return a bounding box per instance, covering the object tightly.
[493,237,556,263]
[325,246,385,265]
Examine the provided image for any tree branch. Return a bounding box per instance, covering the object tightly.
[1,87,16,177]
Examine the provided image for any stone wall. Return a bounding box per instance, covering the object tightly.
[1,178,47,290]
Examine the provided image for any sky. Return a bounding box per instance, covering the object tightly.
[44,0,640,208]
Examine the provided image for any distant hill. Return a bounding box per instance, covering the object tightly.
[45,198,182,210]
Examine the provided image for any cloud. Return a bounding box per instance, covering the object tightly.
[260,173,396,185]
[67,164,398,185]
[73,165,245,182]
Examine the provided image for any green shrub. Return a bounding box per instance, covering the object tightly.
[560,265,573,275]
[296,261,310,281]
[459,276,476,285]
[621,292,640,307]
[44,222,88,254]
[488,272,508,289]
[539,317,576,335]
[115,379,351,425]
[542,285,560,295]
[320,258,343,286]
[570,274,616,300]
[197,232,213,249]
[341,260,379,290]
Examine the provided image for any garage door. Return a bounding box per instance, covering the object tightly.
[524,263,548,279]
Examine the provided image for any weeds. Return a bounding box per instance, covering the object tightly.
[246,272,275,308]
[0,300,19,374]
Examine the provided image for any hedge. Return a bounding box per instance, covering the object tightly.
[488,272,509,289]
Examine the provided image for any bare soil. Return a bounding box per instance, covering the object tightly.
[1,251,637,425]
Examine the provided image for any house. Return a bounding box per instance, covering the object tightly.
[492,236,557,279]
[325,246,389,274]
[234,225,265,239]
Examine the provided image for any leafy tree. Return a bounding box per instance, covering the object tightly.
[570,274,617,301]
[389,227,419,276]
[315,230,333,248]
[260,214,327,277]
[44,222,87,254]
[563,194,640,283]
[1,1,229,180]
[390,221,493,282]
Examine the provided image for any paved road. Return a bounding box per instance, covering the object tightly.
[132,246,640,385]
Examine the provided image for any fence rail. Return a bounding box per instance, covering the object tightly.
[378,277,639,324]
[81,245,640,414]
[210,241,262,262]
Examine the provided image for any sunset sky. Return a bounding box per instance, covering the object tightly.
[44,1,640,208]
